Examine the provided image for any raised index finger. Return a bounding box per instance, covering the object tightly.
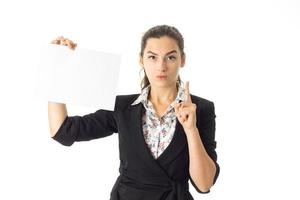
[184,81,192,102]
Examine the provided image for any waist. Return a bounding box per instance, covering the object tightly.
[119,172,189,192]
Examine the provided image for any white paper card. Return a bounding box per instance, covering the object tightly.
[34,44,121,109]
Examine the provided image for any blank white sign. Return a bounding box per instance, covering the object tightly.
[34,44,121,109]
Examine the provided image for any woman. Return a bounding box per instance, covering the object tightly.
[48,25,220,200]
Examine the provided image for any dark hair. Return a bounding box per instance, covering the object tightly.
[139,25,185,90]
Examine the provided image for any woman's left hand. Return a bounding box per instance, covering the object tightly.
[174,81,198,134]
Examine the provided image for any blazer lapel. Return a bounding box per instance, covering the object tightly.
[156,117,188,166]
[131,102,188,172]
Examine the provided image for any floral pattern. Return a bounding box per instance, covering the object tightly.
[131,84,186,159]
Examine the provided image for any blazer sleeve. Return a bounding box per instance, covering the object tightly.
[190,100,220,194]
[51,97,118,146]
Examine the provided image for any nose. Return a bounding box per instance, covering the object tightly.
[157,58,167,72]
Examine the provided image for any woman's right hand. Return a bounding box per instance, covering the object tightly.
[51,36,77,50]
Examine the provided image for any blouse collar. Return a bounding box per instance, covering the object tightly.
[131,83,186,108]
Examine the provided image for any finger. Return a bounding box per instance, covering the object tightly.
[177,111,188,123]
[175,104,182,116]
[181,103,197,113]
[73,43,77,48]
[180,109,191,117]
[175,102,188,122]
[51,40,60,44]
[176,107,190,120]
[174,102,183,110]
[176,112,185,123]
[60,39,68,46]
[66,39,77,49]
[174,104,182,117]
[59,39,65,44]
[65,40,71,46]
[66,40,74,49]
[184,81,192,102]
[179,102,192,108]
[56,36,64,40]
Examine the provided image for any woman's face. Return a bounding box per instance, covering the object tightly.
[140,36,185,88]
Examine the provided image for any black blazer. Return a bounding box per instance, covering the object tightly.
[52,93,220,200]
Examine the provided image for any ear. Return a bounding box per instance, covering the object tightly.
[180,54,186,68]
[139,55,144,68]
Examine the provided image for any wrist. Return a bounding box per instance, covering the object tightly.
[184,126,198,135]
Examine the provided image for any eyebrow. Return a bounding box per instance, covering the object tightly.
[146,50,178,56]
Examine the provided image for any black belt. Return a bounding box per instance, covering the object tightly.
[118,173,191,200]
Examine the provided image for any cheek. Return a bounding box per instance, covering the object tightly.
[170,66,180,76]
[143,66,155,78]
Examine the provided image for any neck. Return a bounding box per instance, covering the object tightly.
[148,83,178,105]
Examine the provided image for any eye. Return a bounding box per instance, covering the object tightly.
[168,56,177,60]
[148,55,156,60]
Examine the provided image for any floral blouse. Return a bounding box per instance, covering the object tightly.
[131,84,186,159]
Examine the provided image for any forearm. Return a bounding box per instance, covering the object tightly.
[48,101,68,137]
[185,127,216,192]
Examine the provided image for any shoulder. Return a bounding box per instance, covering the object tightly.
[190,94,216,117]
[114,93,140,111]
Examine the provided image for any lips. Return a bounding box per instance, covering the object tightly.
[157,75,167,78]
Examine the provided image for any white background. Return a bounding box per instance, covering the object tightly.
[0,0,299,199]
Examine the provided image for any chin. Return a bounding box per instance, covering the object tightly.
[152,82,175,88]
